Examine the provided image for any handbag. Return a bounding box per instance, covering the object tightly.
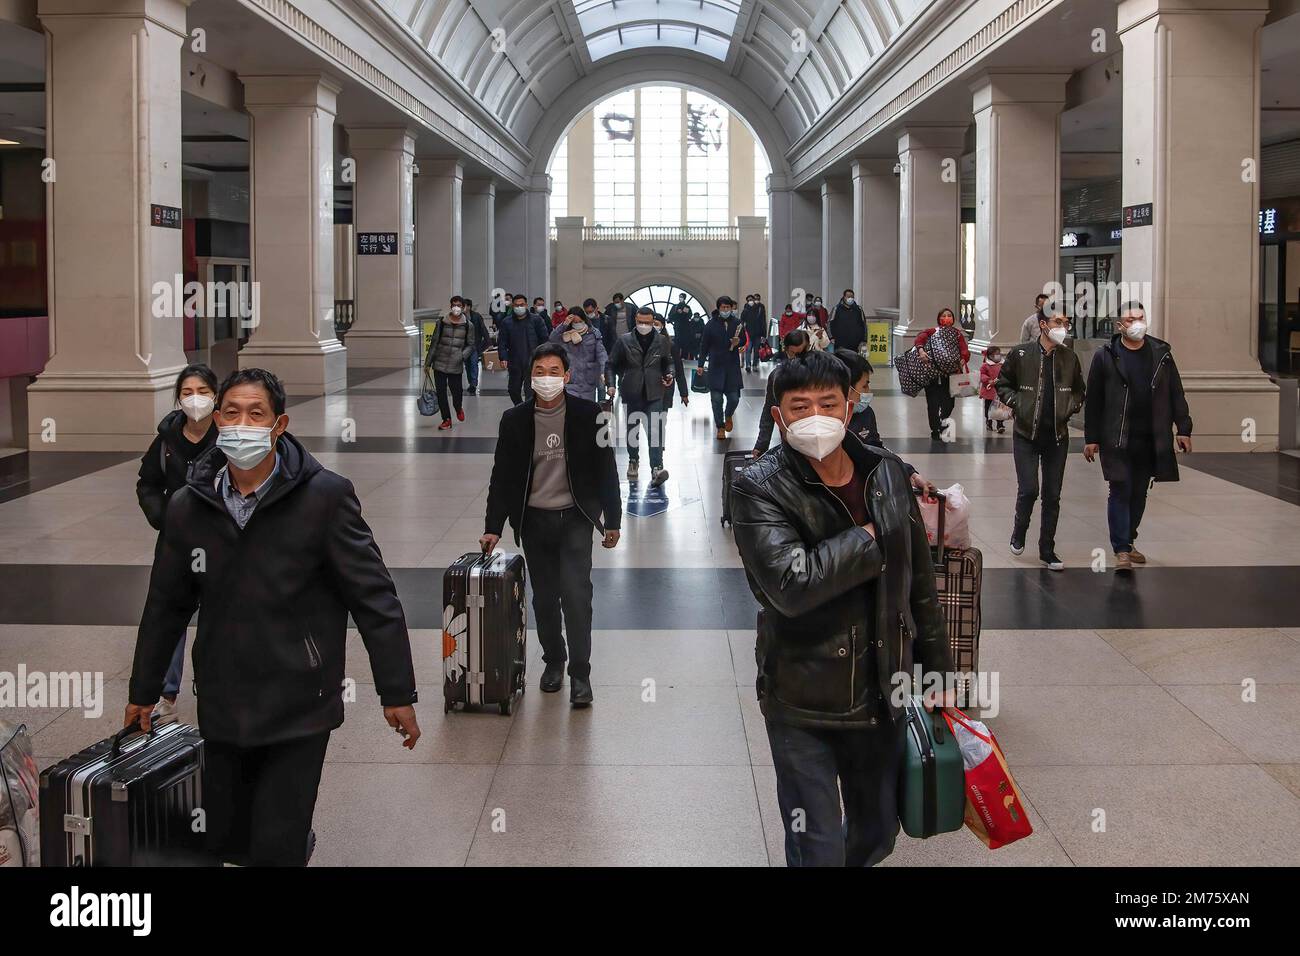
[926,326,965,375]
[895,346,939,397]
[416,368,438,417]
[988,400,1013,422]
[898,696,967,839]
[690,366,710,394]
[948,370,978,398]
[942,709,1034,849]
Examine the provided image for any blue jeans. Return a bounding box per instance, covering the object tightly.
[624,396,664,469]
[745,339,761,369]
[464,348,480,390]
[162,635,186,698]
[765,716,907,867]
[1107,439,1155,553]
[710,388,741,429]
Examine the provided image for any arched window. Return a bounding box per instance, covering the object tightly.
[626,284,708,326]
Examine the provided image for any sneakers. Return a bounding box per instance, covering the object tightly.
[724,417,734,433]
[438,420,453,430]
[466,387,477,396]
[1040,552,1065,571]
[716,427,727,441]
[1115,551,1133,572]
[152,696,178,723]
[456,408,465,422]
[996,422,1006,433]
[650,467,669,488]
[1128,549,1147,564]
[985,419,993,431]
[627,460,640,482]
[930,430,942,441]
[1009,536,1025,556]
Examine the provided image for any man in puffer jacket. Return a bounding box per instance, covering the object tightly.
[550,307,610,402]
[424,296,478,430]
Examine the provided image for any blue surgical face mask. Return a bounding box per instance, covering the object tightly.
[217,423,278,470]
[853,391,873,414]
[720,309,733,319]
[513,306,527,316]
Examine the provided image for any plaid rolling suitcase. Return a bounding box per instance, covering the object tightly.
[721,450,752,527]
[443,550,527,715]
[915,489,982,705]
[39,720,209,866]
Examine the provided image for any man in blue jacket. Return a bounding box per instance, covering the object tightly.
[697,295,747,441]
[498,292,551,404]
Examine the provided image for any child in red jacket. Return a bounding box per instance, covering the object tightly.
[980,345,1005,432]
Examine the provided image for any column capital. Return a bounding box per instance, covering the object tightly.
[464,178,496,196]
[1117,0,1268,34]
[419,158,464,180]
[241,74,342,113]
[850,157,895,179]
[970,72,1069,111]
[555,215,585,229]
[820,177,851,197]
[897,125,967,154]
[38,0,191,37]
[767,172,792,193]
[346,127,415,153]
[527,172,552,193]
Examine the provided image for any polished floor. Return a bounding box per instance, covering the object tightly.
[3,362,1300,866]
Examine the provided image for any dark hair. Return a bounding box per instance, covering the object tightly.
[637,305,654,316]
[583,297,598,309]
[530,342,570,372]
[1119,300,1145,317]
[173,363,218,403]
[843,289,854,297]
[782,329,810,350]
[772,350,850,404]
[986,345,1002,359]
[217,368,286,416]
[512,293,527,303]
[716,295,736,307]
[464,298,474,308]
[613,292,624,300]
[450,295,464,306]
[1035,293,1049,304]
[835,349,871,385]
[936,308,955,322]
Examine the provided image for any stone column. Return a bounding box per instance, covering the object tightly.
[415,158,462,310]
[896,126,965,352]
[345,127,418,367]
[1117,0,1276,449]
[524,174,551,302]
[821,178,853,302]
[791,189,822,303]
[238,74,347,395]
[462,178,495,308]
[767,175,793,312]
[970,73,1068,349]
[851,158,900,318]
[737,216,767,308]
[28,0,191,450]
[554,215,584,306]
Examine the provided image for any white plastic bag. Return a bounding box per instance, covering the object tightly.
[988,400,1013,422]
[917,483,972,550]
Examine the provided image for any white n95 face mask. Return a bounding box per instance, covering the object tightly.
[180,394,214,422]
[531,376,566,401]
[217,424,276,470]
[779,410,847,461]
[1122,321,1147,341]
[1047,326,1068,345]
[635,323,654,335]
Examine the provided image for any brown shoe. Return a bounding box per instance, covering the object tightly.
[724,417,734,432]
[1128,549,1147,565]
[1115,552,1133,572]
[716,427,727,441]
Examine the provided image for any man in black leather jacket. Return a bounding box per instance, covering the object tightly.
[731,350,954,867]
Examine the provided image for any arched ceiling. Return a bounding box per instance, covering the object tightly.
[376,0,928,166]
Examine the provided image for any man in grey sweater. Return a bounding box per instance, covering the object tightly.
[425,295,478,430]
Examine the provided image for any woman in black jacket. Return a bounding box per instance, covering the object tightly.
[135,363,219,714]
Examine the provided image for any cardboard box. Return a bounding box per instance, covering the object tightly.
[482,349,502,371]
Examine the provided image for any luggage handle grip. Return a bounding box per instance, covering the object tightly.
[109,718,156,760]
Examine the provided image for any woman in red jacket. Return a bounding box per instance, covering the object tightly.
[914,308,969,440]
[778,304,804,339]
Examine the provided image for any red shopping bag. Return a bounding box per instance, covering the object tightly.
[943,709,1033,849]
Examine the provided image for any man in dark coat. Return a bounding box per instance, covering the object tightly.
[125,368,420,866]
[741,293,768,372]
[697,295,747,441]
[668,293,693,344]
[1083,301,1193,572]
[608,305,675,486]
[498,292,552,404]
[828,289,868,355]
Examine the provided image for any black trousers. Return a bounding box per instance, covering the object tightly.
[434,369,463,421]
[507,364,533,406]
[203,731,330,866]
[521,507,595,679]
[1012,431,1069,554]
[923,381,955,434]
[766,716,907,867]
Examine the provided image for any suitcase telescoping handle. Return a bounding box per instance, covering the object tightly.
[913,486,947,566]
[109,718,157,759]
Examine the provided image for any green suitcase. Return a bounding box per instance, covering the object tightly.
[898,696,966,838]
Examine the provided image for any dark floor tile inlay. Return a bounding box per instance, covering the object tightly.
[1182,452,1300,506]
[4,563,1299,631]
[0,451,139,504]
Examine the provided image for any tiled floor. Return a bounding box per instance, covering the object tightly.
[2,363,1299,866]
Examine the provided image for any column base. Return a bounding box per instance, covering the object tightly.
[1179,370,1279,452]
[343,327,420,368]
[26,366,186,451]
[238,338,348,396]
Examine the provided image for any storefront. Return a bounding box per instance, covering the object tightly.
[1059,224,1122,340]
[1259,197,1300,376]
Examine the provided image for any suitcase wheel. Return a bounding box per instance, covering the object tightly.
[498,697,513,716]
[720,517,729,527]
[444,697,454,714]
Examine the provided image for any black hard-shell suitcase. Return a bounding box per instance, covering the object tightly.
[442,550,527,715]
[915,488,983,704]
[721,450,752,527]
[39,720,209,866]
